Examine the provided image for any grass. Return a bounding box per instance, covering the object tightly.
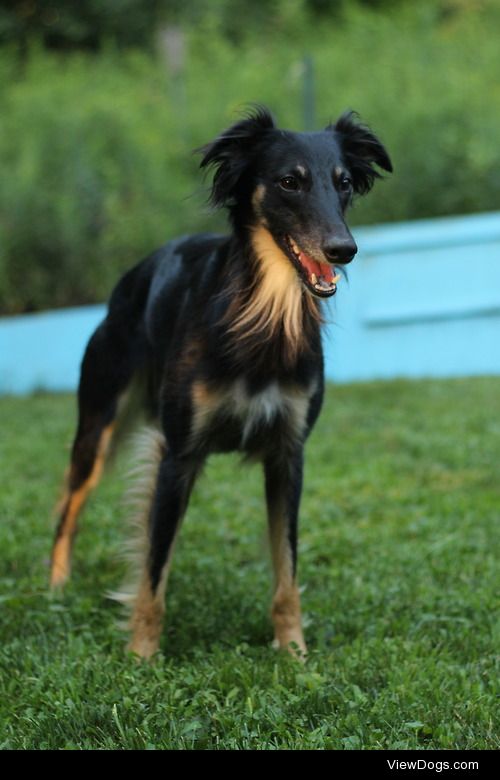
[0,378,498,749]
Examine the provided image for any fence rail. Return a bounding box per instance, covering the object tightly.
[1,211,500,395]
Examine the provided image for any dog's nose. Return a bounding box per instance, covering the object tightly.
[322,236,358,264]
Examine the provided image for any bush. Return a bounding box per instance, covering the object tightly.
[0,1,499,314]
[0,50,208,312]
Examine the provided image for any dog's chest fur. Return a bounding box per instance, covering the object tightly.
[190,377,313,454]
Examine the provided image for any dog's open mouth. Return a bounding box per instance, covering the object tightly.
[284,235,340,298]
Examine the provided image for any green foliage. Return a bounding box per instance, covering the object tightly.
[0,0,161,51]
[0,50,206,312]
[0,0,400,51]
[0,1,499,313]
[0,378,499,748]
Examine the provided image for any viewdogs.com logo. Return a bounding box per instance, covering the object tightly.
[387,760,479,772]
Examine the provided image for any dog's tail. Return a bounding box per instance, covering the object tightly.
[108,426,166,614]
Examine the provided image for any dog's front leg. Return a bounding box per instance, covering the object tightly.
[128,452,198,659]
[264,448,307,660]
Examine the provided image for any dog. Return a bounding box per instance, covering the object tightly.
[50,107,392,658]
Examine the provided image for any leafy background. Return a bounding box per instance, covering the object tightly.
[0,0,499,313]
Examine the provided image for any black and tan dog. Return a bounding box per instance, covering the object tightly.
[50,107,392,658]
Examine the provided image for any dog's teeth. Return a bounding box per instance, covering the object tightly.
[311,273,318,285]
[332,274,340,283]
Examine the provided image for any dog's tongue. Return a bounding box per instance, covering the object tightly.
[298,251,334,285]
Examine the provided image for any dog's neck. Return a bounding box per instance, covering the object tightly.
[224,226,321,369]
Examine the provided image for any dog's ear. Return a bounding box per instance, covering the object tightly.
[328,111,392,195]
[198,106,276,208]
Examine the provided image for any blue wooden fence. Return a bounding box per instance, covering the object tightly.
[1,211,499,395]
[324,211,500,382]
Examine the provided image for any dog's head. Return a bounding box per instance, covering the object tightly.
[199,107,392,298]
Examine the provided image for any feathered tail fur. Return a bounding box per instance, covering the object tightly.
[108,426,166,619]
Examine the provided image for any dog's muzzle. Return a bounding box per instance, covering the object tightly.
[284,235,342,297]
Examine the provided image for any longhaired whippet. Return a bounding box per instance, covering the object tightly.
[50,107,392,658]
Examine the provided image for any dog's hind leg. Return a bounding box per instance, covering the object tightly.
[50,415,115,588]
[126,451,199,659]
[50,319,143,588]
[264,450,307,660]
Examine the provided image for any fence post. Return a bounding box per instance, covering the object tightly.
[302,54,316,131]
[158,25,188,143]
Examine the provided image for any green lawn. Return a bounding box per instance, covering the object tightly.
[0,378,498,750]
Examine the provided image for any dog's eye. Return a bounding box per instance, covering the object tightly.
[338,175,352,192]
[279,176,299,192]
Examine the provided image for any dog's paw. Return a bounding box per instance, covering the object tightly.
[272,635,308,663]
